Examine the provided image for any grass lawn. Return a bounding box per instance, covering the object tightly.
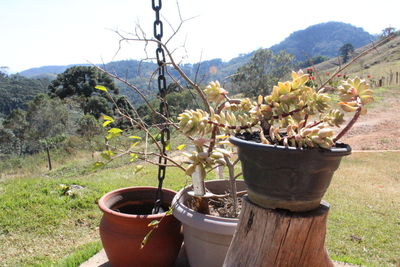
[325,151,400,266]
[0,150,399,266]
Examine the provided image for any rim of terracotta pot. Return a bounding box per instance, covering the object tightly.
[172,180,246,235]
[99,186,176,219]
[230,136,352,156]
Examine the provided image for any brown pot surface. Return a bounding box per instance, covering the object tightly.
[99,187,183,267]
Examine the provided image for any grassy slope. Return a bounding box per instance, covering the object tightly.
[312,34,400,79]
[326,152,400,266]
[0,147,399,266]
[0,150,189,266]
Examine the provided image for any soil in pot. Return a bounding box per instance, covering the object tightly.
[187,195,243,218]
[99,187,183,267]
[112,201,167,215]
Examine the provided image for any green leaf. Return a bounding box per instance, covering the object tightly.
[101,150,115,161]
[133,165,144,174]
[95,85,108,92]
[102,115,114,127]
[165,207,173,215]
[148,220,160,227]
[140,229,154,249]
[165,141,171,151]
[154,133,161,141]
[217,140,231,145]
[130,153,138,162]
[102,115,114,121]
[106,128,123,140]
[177,144,186,150]
[129,136,142,140]
[102,120,113,127]
[131,142,140,148]
[93,161,105,169]
[108,128,123,134]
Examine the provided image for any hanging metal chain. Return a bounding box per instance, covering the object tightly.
[152,0,170,214]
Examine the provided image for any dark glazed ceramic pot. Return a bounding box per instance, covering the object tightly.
[98,187,183,267]
[230,136,351,212]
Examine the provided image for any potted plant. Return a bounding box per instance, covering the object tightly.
[93,19,379,266]
[95,56,374,266]
[177,70,374,212]
[97,186,183,267]
[95,82,248,267]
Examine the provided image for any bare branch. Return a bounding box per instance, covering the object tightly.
[112,35,211,112]
[319,35,393,90]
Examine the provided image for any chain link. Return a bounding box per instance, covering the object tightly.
[152,0,170,214]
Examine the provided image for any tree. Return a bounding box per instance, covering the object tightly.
[25,94,70,154]
[39,135,66,170]
[48,66,119,118]
[0,73,49,115]
[84,95,113,119]
[231,49,295,97]
[297,55,329,68]
[2,108,28,154]
[0,128,16,155]
[381,27,396,38]
[0,66,9,75]
[77,114,102,138]
[339,43,354,64]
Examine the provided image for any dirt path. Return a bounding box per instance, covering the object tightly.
[340,88,400,150]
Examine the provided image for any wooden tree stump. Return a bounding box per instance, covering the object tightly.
[223,196,333,267]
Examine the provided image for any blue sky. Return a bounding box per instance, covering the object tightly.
[1,0,399,73]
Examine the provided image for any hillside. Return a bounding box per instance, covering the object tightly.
[19,22,374,83]
[310,34,400,150]
[271,21,375,61]
[8,22,380,111]
[20,64,90,78]
[310,34,400,80]
[0,73,50,116]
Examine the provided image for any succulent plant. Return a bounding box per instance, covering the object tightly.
[178,70,373,173]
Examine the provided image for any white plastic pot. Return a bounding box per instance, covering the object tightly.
[172,179,246,267]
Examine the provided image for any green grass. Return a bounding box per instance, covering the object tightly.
[0,150,399,266]
[325,152,400,266]
[0,149,189,266]
[55,241,102,267]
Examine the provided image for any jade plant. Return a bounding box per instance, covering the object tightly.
[174,70,372,214]
[94,25,383,218]
[179,70,373,150]
[95,69,373,217]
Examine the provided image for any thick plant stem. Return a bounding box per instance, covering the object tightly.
[191,165,210,214]
[193,197,210,215]
[225,156,238,217]
[334,104,362,143]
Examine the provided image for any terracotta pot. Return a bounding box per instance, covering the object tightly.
[172,179,247,267]
[98,187,183,267]
[230,136,351,212]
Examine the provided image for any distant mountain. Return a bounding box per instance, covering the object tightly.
[20,64,90,78]
[17,21,376,103]
[20,22,374,82]
[270,21,375,61]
